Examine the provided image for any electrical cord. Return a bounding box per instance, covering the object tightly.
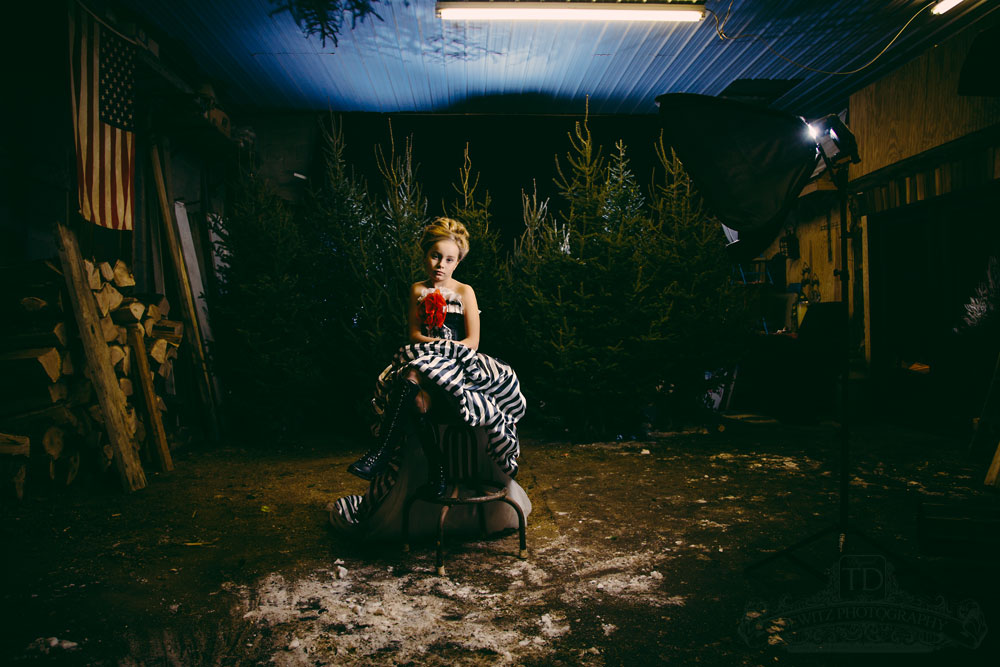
[705,0,938,76]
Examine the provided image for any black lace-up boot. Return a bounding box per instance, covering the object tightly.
[416,414,448,498]
[347,378,419,480]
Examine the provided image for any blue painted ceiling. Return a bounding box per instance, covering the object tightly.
[118,0,998,118]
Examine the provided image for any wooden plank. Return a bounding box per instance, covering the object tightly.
[150,143,220,439]
[127,325,173,472]
[174,201,214,344]
[849,25,1000,180]
[55,221,146,492]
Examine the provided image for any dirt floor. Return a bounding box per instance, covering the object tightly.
[2,416,999,666]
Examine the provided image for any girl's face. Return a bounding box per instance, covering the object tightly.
[424,239,461,286]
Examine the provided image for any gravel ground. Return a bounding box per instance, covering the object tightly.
[1,416,998,666]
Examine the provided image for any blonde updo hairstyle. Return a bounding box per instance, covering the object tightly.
[420,217,470,261]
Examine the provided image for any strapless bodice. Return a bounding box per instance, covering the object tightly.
[419,286,465,341]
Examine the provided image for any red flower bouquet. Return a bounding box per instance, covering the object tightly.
[422,290,447,330]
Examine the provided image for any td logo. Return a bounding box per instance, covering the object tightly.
[838,555,887,601]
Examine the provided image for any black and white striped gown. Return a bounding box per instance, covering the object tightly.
[329,287,530,538]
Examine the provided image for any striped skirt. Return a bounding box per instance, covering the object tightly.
[330,341,528,537]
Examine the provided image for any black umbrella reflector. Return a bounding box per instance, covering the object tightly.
[655,93,819,261]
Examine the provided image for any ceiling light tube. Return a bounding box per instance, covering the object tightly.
[436,2,706,23]
[931,0,965,14]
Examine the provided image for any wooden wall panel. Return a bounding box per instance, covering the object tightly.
[850,22,1000,180]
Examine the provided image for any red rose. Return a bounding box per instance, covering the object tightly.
[423,290,446,330]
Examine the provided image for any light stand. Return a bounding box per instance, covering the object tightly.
[745,117,905,577]
[653,94,903,578]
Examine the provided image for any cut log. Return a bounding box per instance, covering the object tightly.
[56,221,145,492]
[18,286,64,314]
[145,304,161,322]
[156,395,167,412]
[100,316,118,342]
[0,432,30,457]
[19,295,51,313]
[119,377,133,397]
[0,322,69,351]
[135,293,170,318]
[0,347,62,383]
[157,359,173,380]
[68,379,93,406]
[47,381,68,403]
[142,317,155,337]
[42,425,65,460]
[94,283,123,317]
[112,259,136,288]
[87,404,104,424]
[111,298,145,324]
[116,326,127,345]
[124,404,138,437]
[98,261,115,282]
[1,404,79,433]
[151,319,183,343]
[83,259,101,291]
[19,296,46,313]
[146,338,168,364]
[108,345,125,369]
[61,349,74,376]
[115,346,130,376]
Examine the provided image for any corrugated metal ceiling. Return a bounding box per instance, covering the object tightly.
[117,0,999,118]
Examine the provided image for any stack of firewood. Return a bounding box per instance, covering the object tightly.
[0,260,84,497]
[82,258,182,469]
[0,257,182,499]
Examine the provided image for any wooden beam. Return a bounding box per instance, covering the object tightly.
[150,143,220,439]
[127,325,173,472]
[55,222,146,492]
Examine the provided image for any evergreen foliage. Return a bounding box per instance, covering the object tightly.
[210,168,327,437]
[444,145,508,352]
[509,117,747,437]
[210,112,747,444]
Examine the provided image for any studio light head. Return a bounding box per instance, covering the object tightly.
[808,114,860,167]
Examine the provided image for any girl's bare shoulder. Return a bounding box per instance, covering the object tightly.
[453,280,475,296]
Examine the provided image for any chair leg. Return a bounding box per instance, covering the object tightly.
[436,504,450,576]
[501,497,528,559]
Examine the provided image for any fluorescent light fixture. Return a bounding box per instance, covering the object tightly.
[931,0,965,14]
[436,2,706,22]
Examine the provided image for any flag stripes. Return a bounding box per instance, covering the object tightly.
[69,4,135,231]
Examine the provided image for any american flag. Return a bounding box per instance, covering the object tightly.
[69,4,135,231]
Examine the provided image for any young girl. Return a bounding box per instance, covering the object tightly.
[330,217,529,538]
